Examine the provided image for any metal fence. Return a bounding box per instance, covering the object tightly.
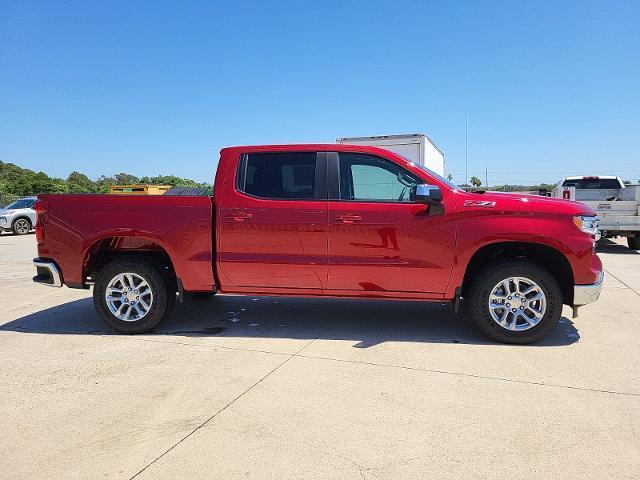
[462,186,549,194]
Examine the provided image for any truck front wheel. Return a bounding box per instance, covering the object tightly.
[628,235,640,250]
[93,258,175,334]
[466,260,562,344]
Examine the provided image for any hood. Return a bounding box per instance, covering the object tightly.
[459,191,596,216]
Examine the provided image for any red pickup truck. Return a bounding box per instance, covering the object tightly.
[32,144,603,343]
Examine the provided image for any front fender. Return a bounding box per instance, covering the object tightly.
[445,211,596,298]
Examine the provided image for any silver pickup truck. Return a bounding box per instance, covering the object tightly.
[552,176,640,250]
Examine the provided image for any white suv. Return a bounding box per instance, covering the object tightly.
[0,197,37,235]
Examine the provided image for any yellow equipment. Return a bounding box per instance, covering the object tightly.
[108,185,171,195]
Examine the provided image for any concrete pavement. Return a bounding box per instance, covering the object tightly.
[1,233,639,479]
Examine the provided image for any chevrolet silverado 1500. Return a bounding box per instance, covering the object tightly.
[32,144,603,343]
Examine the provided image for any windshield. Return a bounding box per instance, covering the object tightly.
[399,156,463,191]
[562,178,622,189]
[4,198,36,209]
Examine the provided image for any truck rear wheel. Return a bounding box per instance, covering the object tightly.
[93,258,175,334]
[466,260,562,344]
[628,235,640,250]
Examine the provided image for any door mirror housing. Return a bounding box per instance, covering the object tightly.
[414,184,442,204]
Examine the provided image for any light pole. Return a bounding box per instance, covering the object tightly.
[465,115,468,189]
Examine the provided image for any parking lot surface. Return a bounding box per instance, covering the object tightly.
[1,233,639,479]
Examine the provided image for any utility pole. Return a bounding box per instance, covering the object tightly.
[465,115,468,189]
[485,167,488,189]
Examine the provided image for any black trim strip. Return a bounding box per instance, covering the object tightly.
[315,152,328,200]
[327,152,340,200]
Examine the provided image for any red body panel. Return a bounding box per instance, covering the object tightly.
[326,200,455,295]
[36,194,214,291]
[36,143,602,303]
[215,152,327,289]
[445,191,601,298]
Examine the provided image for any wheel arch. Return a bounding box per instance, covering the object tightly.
[82,235,177,288]
[460,241,575,305]
[12,215,32,227]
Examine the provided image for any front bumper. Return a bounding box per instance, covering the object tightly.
[33,258,63,287]
[574,271,604,306]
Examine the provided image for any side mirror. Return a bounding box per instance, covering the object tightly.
[414,184,442,204]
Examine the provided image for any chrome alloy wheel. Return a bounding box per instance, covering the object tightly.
[488,277,546,331]
[105,273,153,322]
[14,219,30,234]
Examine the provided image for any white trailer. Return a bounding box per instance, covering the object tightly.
[336,133,445,176]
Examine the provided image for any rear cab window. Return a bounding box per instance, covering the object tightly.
[562,178,623,189]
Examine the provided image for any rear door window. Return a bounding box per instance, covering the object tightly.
[237,152,318,200]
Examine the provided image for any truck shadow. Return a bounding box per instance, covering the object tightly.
[596,238,639,254]
[1,295,580,347]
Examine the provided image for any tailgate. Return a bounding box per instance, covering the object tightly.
[580,200,640,231]
[585,200,640,216]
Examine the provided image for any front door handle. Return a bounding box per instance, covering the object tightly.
[337,214,362,224]
[226,212,253,222]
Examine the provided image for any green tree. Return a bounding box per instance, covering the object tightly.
[113,172,140,185]
[94,175,116,193]
[446,173,454,182]
[470,176,482,188]
[139,174,209,188]
[67,171,95,193]
[0,160,212,196]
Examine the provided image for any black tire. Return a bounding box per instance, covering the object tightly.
[467,260,563,344]
[93,258,176,334]
[628,235,640,250]
[12,217,32,235]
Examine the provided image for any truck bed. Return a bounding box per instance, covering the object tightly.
[37,194,215,290]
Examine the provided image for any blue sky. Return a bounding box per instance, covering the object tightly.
[1,0,639,185]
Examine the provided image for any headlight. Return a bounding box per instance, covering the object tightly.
[573,215,599,236]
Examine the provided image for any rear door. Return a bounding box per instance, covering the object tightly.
[217,151,328,290]
[326,151,455,295]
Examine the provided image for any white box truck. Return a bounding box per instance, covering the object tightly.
[336,133,445,176]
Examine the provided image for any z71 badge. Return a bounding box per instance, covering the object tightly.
[463,200,496,207]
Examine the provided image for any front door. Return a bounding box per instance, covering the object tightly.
[327,152,454,295]
[217,151,328,290]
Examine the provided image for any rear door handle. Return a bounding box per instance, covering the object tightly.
[337,214,362,224]
[226,212,253,222]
